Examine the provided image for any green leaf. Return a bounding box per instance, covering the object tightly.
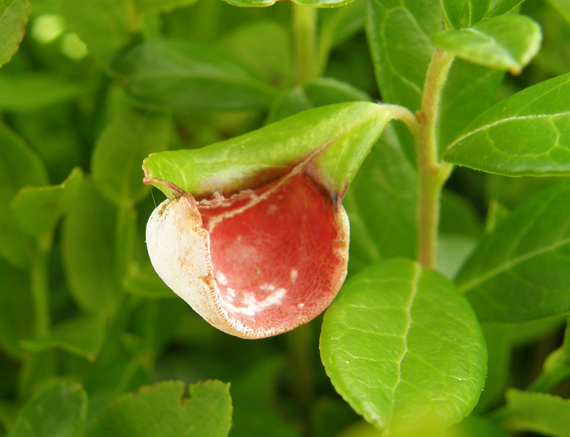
[343,125,418,275]
[11,167,83,236]
[0,0,29,67]
[431,15,542,75]
[55,0,130,63]
[443,72,570,176]
[61,181,122,316]
[0,74,86,111]
[320,258,487,434]
[92,108,170,207]
[218,20,291,89]
[503,389,570,437]
[87,380,232,437]
[547,0,570,24]
[529,319,570,392]
[21,315,106,362]
[440,0,491,29]
[7,382,87,437]
[109,40,277,111]
[0,126,48,267]
[456,180,570,323]
[134,0,198,13]
[0,259,32,358]
[123,260,173,299]
[366,0,440,111]
[485,0,525,18]
[143,102,391,202]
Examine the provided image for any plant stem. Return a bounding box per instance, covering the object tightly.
[31,235,52,337]
[293,4,318,86]
[414,49,455,268]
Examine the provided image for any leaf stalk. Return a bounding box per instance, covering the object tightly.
[293,4,318,86]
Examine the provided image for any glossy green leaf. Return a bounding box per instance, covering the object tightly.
[21,315,105,362]
[431,15,542,75]
[144,102,391,202]
[109,40,277,111]
[437,61,504,155]
[444,73,570,175]
[134,0,198,13]
[441,0,490,29]
[456,180,570,323]
[0,126,48,267]
[366,0,440,111]
[0,0,29,67]
[0,259,32,358]
[7,382,87,437]
[92,108,170,207]
[87,380,232,437]
[343,125,418,274]
[320,258,487,434]
[0,74,85,111]
[11,167,83,236]
[218,20,291,89]
[61,181,122,316]
[503,389,570,436]
[55,0,130,63]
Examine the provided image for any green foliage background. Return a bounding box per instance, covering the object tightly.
[1,0,570,436]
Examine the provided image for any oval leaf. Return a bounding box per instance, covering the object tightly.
[320,258,487,434]
[7,382,87,437]
[87,380,232,437]
[443,72,570,175]
[92,108,170,207]
[0,0,29,67]
[456,180,570,323]
[431,15,542,75]
[143,102,391,203]
[109,40,277,111]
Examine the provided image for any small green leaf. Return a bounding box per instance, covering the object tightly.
[503,389,570,437]
[134,0,198,13]
[61,181,122,316]
[431,15,542,75]
[444,72,570,175]
[218,20,291,89]
[143,102,391,202]
[0,126,48,267]
[109,40,277,111]
[485,0,525,18]
[0,74,86,111]
[7,382,87,437]
[55,0,130,63]
[320,258,487,434]
[0,259,32,358]
[456,180,570,323]
[87,380,232,437]
[11,167,83,236]
[440,0,491,29]
[0,0,29,67]
[343,125,418,274]
[92,108,170,207]
[21,315,106,362]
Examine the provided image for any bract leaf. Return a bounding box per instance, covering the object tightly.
[431,15,542,74]
[21,315,106,362]
[86,380,232,437]
[92,108,170,207]
[109,40,277,111]
[143,102,391,204]
[440,0,491,29]
[7,382,87,437]
[443,72,570,175]
[320,258,487,434]
[0,0,29,67]
[11,167,83,236]
[503,389,570,437]
[456,180,570,323]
